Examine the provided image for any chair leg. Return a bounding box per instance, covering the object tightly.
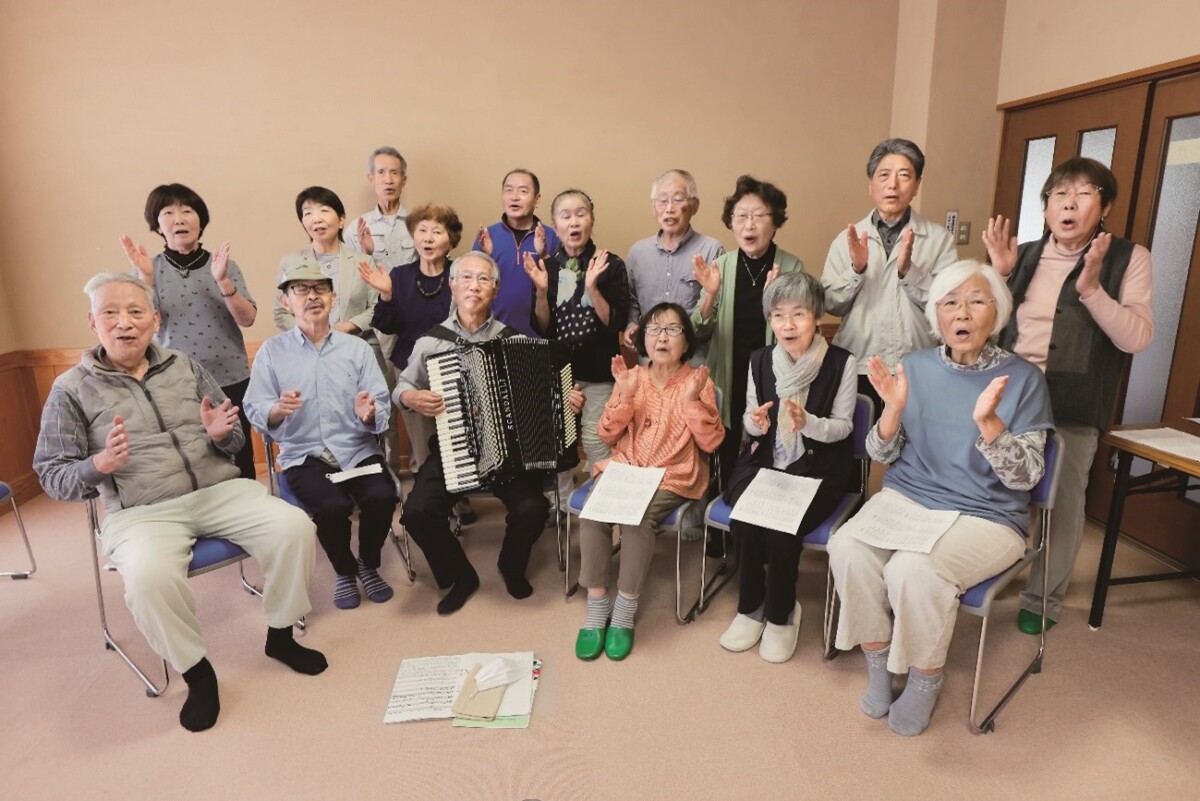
[389,525,416,583]
[676,523,738,624]
[88,505,168,698]
[563,512,580,600]
[822,565,841,661]
[2,496,37,579]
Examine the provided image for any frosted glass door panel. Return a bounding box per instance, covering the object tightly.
[1017,137,1055,243]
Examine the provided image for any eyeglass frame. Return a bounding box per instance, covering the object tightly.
[645,323,685,337]
[286,281,334,297]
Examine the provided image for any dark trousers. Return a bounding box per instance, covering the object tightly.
[283,454,398,577]
[402,441,549,589]
[223,378,257,481]
[855,374,881,424]
[730,466,842,625]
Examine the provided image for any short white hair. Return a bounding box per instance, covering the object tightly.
[924,259,1012,342]
[649,169,698,201]
[449,251,501,284]
[83,272,157,312]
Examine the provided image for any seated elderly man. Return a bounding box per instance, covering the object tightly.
[34,273,325,733]
[622,169,724,363]
[396,251,552,615]
[245,262,397,611]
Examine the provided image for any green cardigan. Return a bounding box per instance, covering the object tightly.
[691,246,805,426]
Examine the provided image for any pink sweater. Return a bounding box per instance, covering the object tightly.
[594,364,725,499]
[1013,237,1153,370]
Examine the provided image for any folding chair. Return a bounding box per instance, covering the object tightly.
[455,481,570,580]
[703,394,875,655]
[1,481,37,580]
[962,431,1064,734]
[85,494,295,698]
[263,434,415,583]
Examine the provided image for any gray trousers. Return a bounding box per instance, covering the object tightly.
[1020,421,1100,621]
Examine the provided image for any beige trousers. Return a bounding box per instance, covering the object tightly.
[578,488,685,596]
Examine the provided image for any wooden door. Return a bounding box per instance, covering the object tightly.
[1086,72,1200,568]
[993,83,1148,239]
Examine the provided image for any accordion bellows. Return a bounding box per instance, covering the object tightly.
[428,337,577,492]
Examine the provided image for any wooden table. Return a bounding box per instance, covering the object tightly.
[1090,421,1200,628]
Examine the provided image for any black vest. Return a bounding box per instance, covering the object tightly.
[724,344,854,503]
[999,234,1135,428]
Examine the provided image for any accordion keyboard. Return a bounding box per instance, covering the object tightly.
[428,352,483,492]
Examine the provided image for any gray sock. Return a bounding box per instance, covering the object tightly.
[888,668,944,736]
[584,594,611,629]
[611,593,638,629]
[860,646,894,719]
[745,602,766,623]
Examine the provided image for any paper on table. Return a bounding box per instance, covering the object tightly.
[849,491,959,553]
[580,463,666,526]
[1187,418,1200,424]
[1110,428,1200,464]
[328,462,383,484]
[728,470,822,535]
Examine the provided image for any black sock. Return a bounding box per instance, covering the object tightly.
[264,626,328,675]
[500,569,533,600]
[180,657,220,732]
[437,567,480,615]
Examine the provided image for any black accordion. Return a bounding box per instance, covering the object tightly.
[427,336,577,492]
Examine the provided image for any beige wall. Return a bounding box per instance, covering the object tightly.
[0,0,901,350]
[999,0,1200,103]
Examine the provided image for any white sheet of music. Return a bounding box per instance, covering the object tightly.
[383,651,534,724]
[1112,427,1200,464]
[729,471,822,535]
[579,463,666,526]
[850,491,959,553]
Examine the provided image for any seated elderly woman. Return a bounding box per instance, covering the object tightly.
[717,272,856,664]
[575,302,723,662]
[826,260,1053,736]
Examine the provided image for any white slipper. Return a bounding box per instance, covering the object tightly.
[719,613,766,652]
[759,602,802,663]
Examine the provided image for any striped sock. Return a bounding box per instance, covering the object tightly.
[333,574,361,609]
[357,559,394,603]
[611,592,638,629]
[584,594,611,629]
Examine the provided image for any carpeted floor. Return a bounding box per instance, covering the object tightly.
[2,485,1198,800]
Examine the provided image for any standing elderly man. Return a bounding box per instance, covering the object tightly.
[473,168,560,337]
[396,252,556,615]
[622,169,724,362]
[820,138,958,409]
[245,262,397,612]
[34,273,325,733]
[344,146,416,268]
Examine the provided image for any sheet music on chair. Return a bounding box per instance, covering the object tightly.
[580,463,666,526]
[729,471,822,534]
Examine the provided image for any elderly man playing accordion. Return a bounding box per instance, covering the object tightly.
[396,251,582,615]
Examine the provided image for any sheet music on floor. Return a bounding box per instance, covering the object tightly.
[849,491,958,553]
[728,471,822,534]
[327,462,384,484]
[383,651,535,724]
[579,463,666,526]
[1110,427,1200,464]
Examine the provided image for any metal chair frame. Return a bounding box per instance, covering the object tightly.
[1,481,37,580]
[963,431,1064,734]
[85,495,293,698]
[703,394,875,654]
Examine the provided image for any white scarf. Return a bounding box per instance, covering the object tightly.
[771,335,828,449]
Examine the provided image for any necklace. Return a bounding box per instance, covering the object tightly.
[740,251,770,287]
[163,247,209,277]
[416,269,446,298]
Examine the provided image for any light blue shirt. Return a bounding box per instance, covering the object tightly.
[245,326,390,470]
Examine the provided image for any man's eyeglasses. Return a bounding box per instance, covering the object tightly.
[287,282,332,297]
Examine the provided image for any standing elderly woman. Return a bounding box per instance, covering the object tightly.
[691,175,804,486]
[358,203,462,471]
[525,189,630,488]
[575,303,724,661]
[718,272,857,663]
[121,184,258,479]
[983,158,1153,635]
[273,186,383,372]
[827,260,1053,736]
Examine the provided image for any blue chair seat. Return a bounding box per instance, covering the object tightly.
[705,490,858,549]
[189,537,250,577]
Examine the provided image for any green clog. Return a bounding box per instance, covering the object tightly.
[576,627,606,661]
[605,626,635,661]
[1017,608,1057,635]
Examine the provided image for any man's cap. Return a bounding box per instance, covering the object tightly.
[277,260,332,291]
